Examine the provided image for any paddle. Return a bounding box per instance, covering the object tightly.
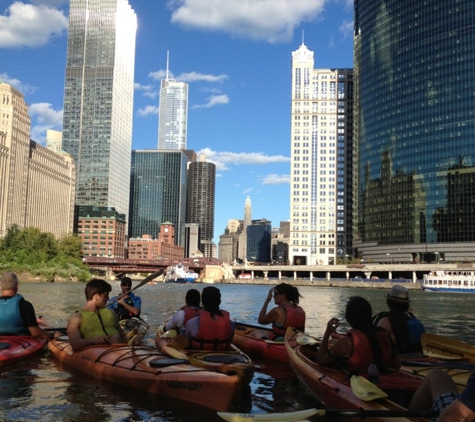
[402,359,475,370]
[422,332,475,361]
[106,270,162,306]
[217,408,439,421]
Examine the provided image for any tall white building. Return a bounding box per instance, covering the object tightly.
[158,54,188,150]
[244,196,252,230]
[61,0,137,218]
[289,43,354,265]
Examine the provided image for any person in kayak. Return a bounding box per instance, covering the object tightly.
[409,369,475,422]
[186,286,234,351]
[68,278,126,351]
[372,285,426,355]
[316,296,399,374]
[107,276,142,321]
[250,283,306,341]
[159,288,201,335]
[0,271,60,340]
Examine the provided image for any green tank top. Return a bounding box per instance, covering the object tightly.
[79,308,120,339]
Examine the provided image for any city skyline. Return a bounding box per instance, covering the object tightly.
[0,0,354,240]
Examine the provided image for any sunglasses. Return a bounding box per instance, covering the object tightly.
[122,284,132,287]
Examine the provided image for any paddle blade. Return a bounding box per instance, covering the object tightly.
[350,375,388,401]
[295,333,319,346]
[161,329,178,339]
[422,333,475,361]
[217,409,319,422]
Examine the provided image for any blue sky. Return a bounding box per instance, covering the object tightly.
[0,0,354,241]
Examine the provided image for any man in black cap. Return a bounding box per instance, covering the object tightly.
[107,277,142,321]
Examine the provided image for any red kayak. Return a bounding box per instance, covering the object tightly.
[233,322,288,363]
[0,336,48,369]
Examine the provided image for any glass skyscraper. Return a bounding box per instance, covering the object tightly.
[62,0,137,218]
[354,0,475,263]
[129,150,188,247]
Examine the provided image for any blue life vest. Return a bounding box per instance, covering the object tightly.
[0,294,29,335]
[407,316,426,345]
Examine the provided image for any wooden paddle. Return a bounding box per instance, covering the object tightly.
[106,270,162,306]
[217,408,439,421]
[422,333,475,361]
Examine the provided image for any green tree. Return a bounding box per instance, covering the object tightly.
[58,234,83,260]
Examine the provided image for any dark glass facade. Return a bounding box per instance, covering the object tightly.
[354,0,475,263]
[129,150,187,246]
[247,219,272,263]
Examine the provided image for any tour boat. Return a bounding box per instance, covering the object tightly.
[421,270,475,293]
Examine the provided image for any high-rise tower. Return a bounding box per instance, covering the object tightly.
[289,43,354,266]
[186,154,216,257]
[244,196,252,230]
[61,0,137,218]
[158,53,188,150]
[354,0,475,263]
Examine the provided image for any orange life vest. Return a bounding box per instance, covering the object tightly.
[190,309,232,351]
[346,328,394,374]
[271,304,306,337]
[181,305,200,326]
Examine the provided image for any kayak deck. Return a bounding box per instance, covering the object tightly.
[233,323,288,363]
[49,338,240,411]
[0,336,47,369]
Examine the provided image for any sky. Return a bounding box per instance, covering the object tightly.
[0,0,354,242]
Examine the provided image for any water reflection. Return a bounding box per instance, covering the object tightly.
[0,282,474,421]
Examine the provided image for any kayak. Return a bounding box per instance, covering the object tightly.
[49,338,240,411]
[155,330,255,385]
[233,322,288,363]
[284,328,428,422]
[0,336,47,369]
[401,357,474,391]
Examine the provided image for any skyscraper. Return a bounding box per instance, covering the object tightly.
[129,150,188,247]
[289,43,354,266]
[354,0,475,263]
[244,196,252,230]
[158,53,188,150]
[61,0,137,218]
[186,154,216,257]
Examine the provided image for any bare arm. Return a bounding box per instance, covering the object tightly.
[317,318,351,367]
[439,400,475,422]
[377,316,396,343]
[28,326,60,340]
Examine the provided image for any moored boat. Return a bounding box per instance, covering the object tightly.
[233,322,288,363]
[421,270,475,293]
[0,336,47,369]
[49,338,240,411]
[284,328,428,422]
[155,330,254,385]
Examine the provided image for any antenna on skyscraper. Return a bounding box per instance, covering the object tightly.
[166,50,170,80]
[302,30,305,45]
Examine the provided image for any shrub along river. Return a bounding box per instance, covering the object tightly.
[1,281,475,421]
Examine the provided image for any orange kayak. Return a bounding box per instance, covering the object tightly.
[155,330,254,385]
[49,338,240,411]
[284,328,428,422]
[233,322,288,363]
[0,336,47,369]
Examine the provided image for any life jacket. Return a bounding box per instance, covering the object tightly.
[271,304,306,337]
[181,305,200,327]
[346,328,394,374]
[373,311,426,354]
[0,295,29,335]
[190,309,232,351]
[79,308,120,339]
[114,293,138,321]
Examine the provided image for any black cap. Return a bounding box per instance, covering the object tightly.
[120,277,132,286]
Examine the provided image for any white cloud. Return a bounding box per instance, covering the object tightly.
[339,19,353,37]
[149,69,227,84]
[168,0,327,43]
[192,94,229,109]
[28,102,63,144]
[260,174,290,185]
[149,70,170,81]
[135,82,158,98]
[30,0,68,6]
[197,147,289,171]
[137,105,159,117]
[0,73,36,94]
[0,2,68,48]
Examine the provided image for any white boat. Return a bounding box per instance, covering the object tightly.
[165,263,197,283]
[421,270,475,293]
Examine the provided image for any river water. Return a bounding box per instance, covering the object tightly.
[2,282,475,422]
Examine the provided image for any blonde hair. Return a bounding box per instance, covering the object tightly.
[0,272,19,290]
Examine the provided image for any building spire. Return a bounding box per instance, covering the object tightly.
[302,29,305,45]
[166,50,170,80]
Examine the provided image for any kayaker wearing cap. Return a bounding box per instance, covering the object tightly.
[107,277,142,321]
[186,286,234,351]
[68,278,126,351]
[0,271,60,340]
[250,283,306,341]
[373,285,426,355]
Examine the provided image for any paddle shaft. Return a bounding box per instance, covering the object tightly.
[106,270,162,306]
[321,408,439,418]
